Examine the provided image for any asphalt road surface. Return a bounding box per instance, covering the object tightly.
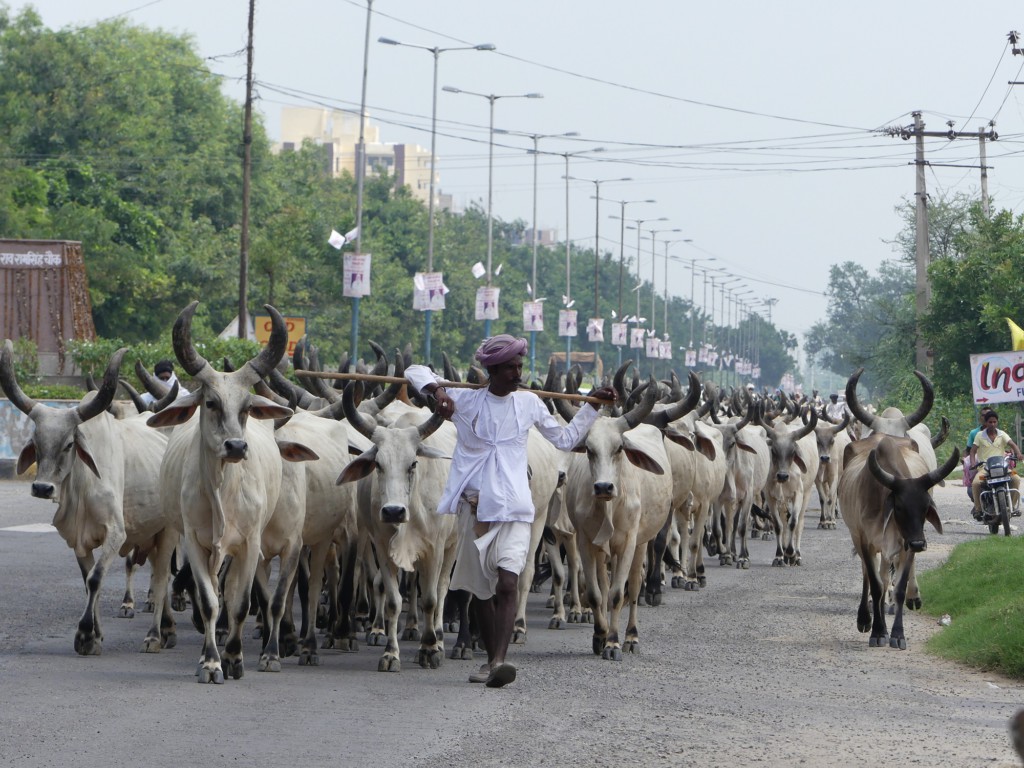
[0,478,1020,768]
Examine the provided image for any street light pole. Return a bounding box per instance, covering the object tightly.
[443,87,542,339]
[350,0,374,364]
[378,37,494,366]
[608,199,654,368]
[683,257,715,348]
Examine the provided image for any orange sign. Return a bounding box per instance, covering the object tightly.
[253,315,306,358]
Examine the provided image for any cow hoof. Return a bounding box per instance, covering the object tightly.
[449,643,472,660]
[671,576,684,588]
[258,654,281,673]
[117,605,135,619]
[890,636,907,650]
[761,532,774,541]
[367,631,386,647]
[74,633,102,656]
[581,610,594,624]
[683,581,698,592]
[401,627,420,642]
[771,558,785,567]
[567,610,581,623]
[601,646,623,662]
[868,635,889,648]
[418,648,443,669]
[623,640,639,654]
[198,667,225,684]
[443,621,459,633]
[548,617,564,630]
[140,636,162,654]
[697,576,707,588]
[905,597,922,611]
[378,654,401,672]
[171,594,187,612]
[142,599,155,613]
[298,651,320,666]
[645,591,662,607]
[162,632,177,649]
[736,559,750,570]
[341,637,358,652]
[321,635,335,649]
[512,629,527,644]
[225,659,244,679]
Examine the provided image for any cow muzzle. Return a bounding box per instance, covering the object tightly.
[593,482,615,500]
[819,455,830,464]
[775,471,790,483]
[222,439,249,462]
[30,481,55,500]
[907,539,927,553]
[380,505,407,524]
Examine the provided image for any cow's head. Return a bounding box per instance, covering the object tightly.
[846,367,933,437]
[1,340,126,500]
[813,411,849,464]
[762,407,816,484]
[576,376,664,500]
[336,381,447,524]
[868,444,959,553]
[147,302,293,461]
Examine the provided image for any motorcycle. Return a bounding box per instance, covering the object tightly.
[973,454,1019,536]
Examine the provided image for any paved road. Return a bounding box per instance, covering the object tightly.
[0,478,1020,768]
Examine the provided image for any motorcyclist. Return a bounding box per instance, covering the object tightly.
[969,410,1023,519]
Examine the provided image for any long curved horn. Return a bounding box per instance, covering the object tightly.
[135,359,169,398]
[867,448,897,490]
[930,416,950,449]
[247,304,288,379]
[78,347,127,422]
[267,367,316,409]
[553,395,579,422]
[542,359,558,393]
[0,340,38,415]
[367,348,405,413]
[832,411,851,435]
[612,360,633,404]
[789,403,817,442]
[732,402,751,432]
[647,370,701,429]
[416,408,446,441]
[442,351,461,383]
[341,381,380,441]
[844,368,878,431]
[368,341,388,378]
[923,447,961,488]
[903,370,934,429]
[119,378,149,414]
[172,301,209,376]
[151,380,181,412]
[621,375,658,430]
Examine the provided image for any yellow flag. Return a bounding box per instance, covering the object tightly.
[1007,318,1024,351]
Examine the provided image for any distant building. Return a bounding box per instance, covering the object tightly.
[276,106,445,209]
[522,228,558,247]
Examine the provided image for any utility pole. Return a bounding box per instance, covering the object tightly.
[883,112,996,370]
[238,0,255,339]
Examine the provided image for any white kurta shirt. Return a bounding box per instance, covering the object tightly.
[405,364,600,523]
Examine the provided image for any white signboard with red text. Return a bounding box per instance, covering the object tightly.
[970,350,1024,404]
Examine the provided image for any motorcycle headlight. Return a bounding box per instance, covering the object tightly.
[990,465,1007,478]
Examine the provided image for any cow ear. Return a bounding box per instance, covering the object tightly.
[571,442,588,454]
[695,434,717,462]
[337,448,378,485]
[73,428,101,478]
[147,394,199,428]
[792,452,807,474]
[416,444,451,460]
[624,447,665,475]
[16,440,37,475]
[925,505,943,534]
[735,437,756,454]
[663,427,695,451]
[249,395,294,421]
[277,440,319,462]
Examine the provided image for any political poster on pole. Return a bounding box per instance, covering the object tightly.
[685,349,697,367]
[343,253,371,297]
[412,272,446,311]
[659,341,672,360]
[523,301,544,332]
[586,318,604,343]
[475,286,500,321]
[646,337,661,358]
[630,328,645,349]
[558,310,577,337]
[611,323,627,346]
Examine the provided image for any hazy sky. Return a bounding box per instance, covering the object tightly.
[17,0,1024,354]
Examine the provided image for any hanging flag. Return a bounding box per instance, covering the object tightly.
[1007,317,1024,351]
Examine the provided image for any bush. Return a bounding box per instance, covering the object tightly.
[68,337,264,383]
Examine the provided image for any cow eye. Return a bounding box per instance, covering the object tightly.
[409,461,418,471]
[614,445,623,455]
[205,400,218,410]
[62,442,73,453]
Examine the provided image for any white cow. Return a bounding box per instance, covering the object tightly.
[1,341,175,656]
[147,302,309,684]
[810,410,852,529]
[565,380,673,660]
[760,407,820,567]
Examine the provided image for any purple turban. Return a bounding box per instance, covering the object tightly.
[475,334,528,367]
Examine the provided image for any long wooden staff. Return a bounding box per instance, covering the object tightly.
[293,370,610,406]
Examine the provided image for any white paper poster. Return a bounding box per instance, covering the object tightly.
[646,337,661,358]
[475,287,500,320]
[343,253,371,297]
[659,341,672,359]
[630,328,645,349]
[586,318,604,343]
[558,310,578,337]
[412,271,446,311]
[523,301,544,332]
[611,323,628,346]
[698,346,708,363]
[685,349,696,367]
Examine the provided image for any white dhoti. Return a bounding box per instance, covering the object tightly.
[449,495,532,600]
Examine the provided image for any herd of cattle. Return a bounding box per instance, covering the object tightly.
[0,302,959,683]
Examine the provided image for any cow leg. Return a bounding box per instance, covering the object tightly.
[186,536,224,683]
[546,541,568,628]
[299,542,332,666]
[769,502,787,567]
[376,561,403,672]
[579,543,608,655]
[685,502,710,590]
[889,554,916,650]
[119,555,137,618]
[258,542,301,673]
[904,558,922,610]
[220,543,261,681]
[864,553,889,647]
[141,528,177,652]
[733,498,751,570]
[329,538,360,651]
[603,531,639,661]
[623,541,648,655]
[667,516,686,588]
[447,589,475,659]
[856,558,872,633]
[644,511,672,606]
[563,535,587,623]
[414,556,446,669]
[75,516,125,656]
[513,520,546,643]
[401,571,422,641]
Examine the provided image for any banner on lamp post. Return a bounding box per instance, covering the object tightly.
[523,301,544,332]
[645,337,661,358]
[586,318,604,343]
[343,253,370,297]
[630,328,645,349]
[475,287,500,320]
[558,310,578,337]
[412,271,446,311]
[611,323,627,346]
